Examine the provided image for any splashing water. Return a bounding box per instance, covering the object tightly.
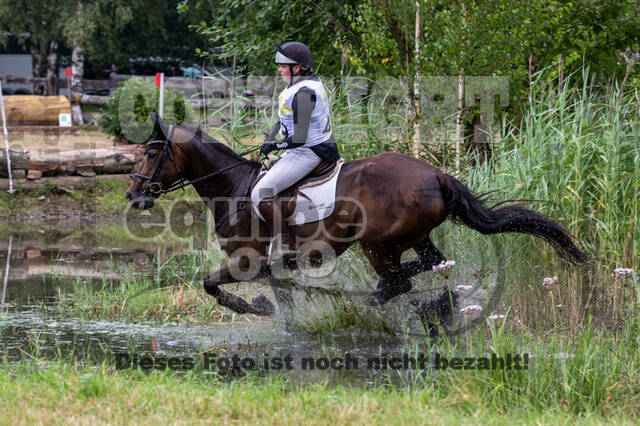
[264,227,506,337]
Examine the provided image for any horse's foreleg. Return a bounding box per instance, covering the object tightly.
[203,257,275,316]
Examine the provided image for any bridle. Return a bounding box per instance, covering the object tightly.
[130,125,261,196]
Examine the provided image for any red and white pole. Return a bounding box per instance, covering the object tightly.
[155,72,164,118]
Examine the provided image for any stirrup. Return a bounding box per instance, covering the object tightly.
[267,236,297,264]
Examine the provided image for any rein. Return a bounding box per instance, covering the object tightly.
[130,125,262,196]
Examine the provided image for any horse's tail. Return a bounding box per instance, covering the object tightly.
[437,173,589,264]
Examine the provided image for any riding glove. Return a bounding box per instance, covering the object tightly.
[260,142,278,156]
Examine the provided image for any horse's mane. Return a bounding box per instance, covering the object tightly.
[181,124,261,168]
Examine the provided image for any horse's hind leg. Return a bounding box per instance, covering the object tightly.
[360,244,411,306]
[398,236,446,279]
[364,237,446,306]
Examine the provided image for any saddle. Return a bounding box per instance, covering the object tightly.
[251,158,343,218]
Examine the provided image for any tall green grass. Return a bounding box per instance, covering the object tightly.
[2,308,639,421]
[467,71,640,264]
[55,251,241,323]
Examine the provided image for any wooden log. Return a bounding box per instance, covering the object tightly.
[5,125,79,134]
[1,75,119,91]
[71,92,109,106]
[0,173,129,190]
[3,95,72,125]
[29,145,144,176]
[0,148,30,177]
[165,76,229,98]
[189,96,272,111]
[27,170,42,180]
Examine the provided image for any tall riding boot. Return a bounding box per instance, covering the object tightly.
[258,199,297,263]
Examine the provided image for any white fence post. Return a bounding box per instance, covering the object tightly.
[0,81,14,194]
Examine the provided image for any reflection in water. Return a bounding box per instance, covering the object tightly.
[0,218,628,384]
[0,219,506,384]
[1,306,429,384]
[1,235,11,305]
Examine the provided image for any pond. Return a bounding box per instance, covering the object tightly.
[0,216,629,384]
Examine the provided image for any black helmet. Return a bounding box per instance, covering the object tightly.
[275,42,312,69]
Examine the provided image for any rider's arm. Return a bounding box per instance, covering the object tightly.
[273,87,315,150]
[265,121,280,141]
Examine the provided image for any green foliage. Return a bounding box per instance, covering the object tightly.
[539,0,640,80]
[83,0,211,75]
[467,69,640,262]
[0,0,66,76]
[100,77,197,142]
[183,0,356,74]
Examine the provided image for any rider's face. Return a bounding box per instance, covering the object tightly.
[278,64,301,82]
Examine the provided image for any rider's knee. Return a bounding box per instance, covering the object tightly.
[251,185,275,207]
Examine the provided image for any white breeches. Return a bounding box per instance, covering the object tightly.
[251,147,321,206]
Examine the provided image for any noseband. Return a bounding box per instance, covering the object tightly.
[130,125,261,196]
[131,125,188,196]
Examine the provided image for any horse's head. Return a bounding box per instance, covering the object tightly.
[126,114,187,209]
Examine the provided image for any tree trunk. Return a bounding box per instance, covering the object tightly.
[29,145,145,176]
[46,41,58,95]
[455,75,464,172]
[455,3,468,172]
[25,0,42,79]
[411,0,422,159]
[30,45,43,78]
[71,44,85,124]
[29,42,46,94]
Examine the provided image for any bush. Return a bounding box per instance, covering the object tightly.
[100,77,197,143]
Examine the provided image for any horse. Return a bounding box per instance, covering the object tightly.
[126,117,588,318]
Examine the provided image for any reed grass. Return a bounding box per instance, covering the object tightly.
[54,251,246,323]
[467,70,640,265]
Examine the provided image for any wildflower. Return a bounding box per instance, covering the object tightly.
[455,285,474,294]
[433,260,456,273]
[488,314,505,320]
[555,304,565,311]
[542,276,558,288]
[460,305,483,315]
[613,268,635,279]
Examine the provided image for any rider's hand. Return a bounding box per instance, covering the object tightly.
[260,142,277,156]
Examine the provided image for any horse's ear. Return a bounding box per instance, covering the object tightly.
[149,111,161,139]
[194,126,202,140]
[149,111,169,141]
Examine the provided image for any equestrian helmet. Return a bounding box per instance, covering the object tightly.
[275,42,312,69]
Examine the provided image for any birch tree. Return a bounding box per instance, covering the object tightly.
[0,0,66,94]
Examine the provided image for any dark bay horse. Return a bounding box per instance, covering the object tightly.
[126,121,588,316]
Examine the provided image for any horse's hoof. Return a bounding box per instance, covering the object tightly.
[368,291,387,307]
[252,293,275,316]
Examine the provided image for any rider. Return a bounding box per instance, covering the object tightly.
[251,41,340,263]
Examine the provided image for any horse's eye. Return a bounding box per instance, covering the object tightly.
[148,152,157,160]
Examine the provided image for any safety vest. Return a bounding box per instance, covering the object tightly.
[277,77,333,147]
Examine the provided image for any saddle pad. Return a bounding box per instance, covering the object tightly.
[288,160,344,225]
[253,160,345,225]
